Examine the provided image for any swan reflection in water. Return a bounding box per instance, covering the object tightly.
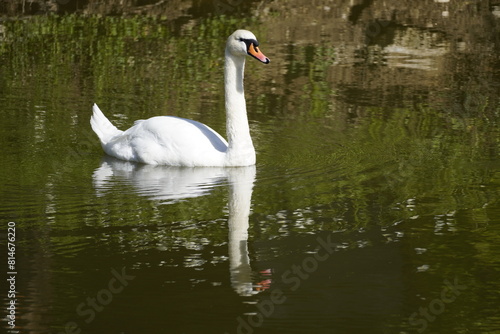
[92,157,271,296]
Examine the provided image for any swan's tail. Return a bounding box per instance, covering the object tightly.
[90,104,122,145]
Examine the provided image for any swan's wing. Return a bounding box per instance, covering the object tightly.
[179,117,228,152]
[112,116,228,166]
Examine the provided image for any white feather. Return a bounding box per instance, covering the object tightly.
[90,29,268,167]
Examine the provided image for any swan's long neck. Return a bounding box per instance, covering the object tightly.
[224,50,255,165]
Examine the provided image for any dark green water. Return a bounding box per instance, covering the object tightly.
[1,1,500,333]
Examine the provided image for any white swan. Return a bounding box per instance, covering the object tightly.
[90,29,269,166]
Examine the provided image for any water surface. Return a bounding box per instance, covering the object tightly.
[1,1,500,333]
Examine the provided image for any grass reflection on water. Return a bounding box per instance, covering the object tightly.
[1,4,500,333]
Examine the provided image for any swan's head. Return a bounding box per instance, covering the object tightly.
[226,30,270,64]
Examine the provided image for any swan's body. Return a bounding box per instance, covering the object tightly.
[90,30,269,166]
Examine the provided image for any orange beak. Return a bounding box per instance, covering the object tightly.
[248,43,270,64]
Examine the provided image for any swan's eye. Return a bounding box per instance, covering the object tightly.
[238,38,259,50]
